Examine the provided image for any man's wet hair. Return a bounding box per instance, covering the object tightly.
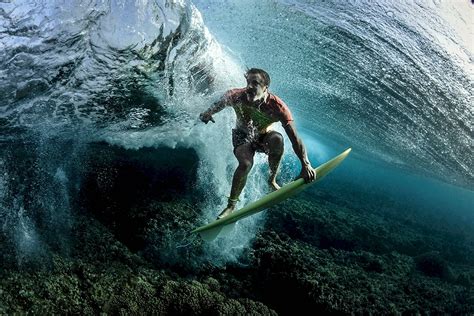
[245,68,270,86]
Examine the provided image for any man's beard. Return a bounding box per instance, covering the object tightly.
[246,90,263,102]
[246,90,255,101]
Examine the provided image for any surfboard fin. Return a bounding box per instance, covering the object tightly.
[196,222,236,241]
[220,222,236,236]
[197,225,224,242]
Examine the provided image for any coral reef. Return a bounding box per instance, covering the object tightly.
[1,144,473,314]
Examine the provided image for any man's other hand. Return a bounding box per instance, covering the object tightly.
[300,164,317,183]
[199,112,215,124]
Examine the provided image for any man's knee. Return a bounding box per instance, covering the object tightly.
[238,159,253,173]
[266,132,284,154]
[234,144,254,173]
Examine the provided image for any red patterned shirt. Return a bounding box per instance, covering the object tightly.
[222,88,294,134]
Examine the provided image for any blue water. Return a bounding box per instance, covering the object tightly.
[194,0,472,185]
[0,0,472,264]
[300,128,473,221]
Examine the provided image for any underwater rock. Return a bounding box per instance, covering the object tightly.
[266,194,474,267]
[414,251,454,281]
[248,227,471,314]
[79,142,200,251]
[455,272,471,288]
[0,213,277,315]
[158,280,276,315]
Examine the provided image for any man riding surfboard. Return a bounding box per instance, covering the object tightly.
[200,68,316,219]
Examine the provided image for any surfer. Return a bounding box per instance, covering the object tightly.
[199,68,316,219]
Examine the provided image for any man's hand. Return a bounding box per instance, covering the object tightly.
[300,164,317,183]
[199,111,215,124]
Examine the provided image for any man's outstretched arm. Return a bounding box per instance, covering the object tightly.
[199,99,227,124]
[283,121,317,182]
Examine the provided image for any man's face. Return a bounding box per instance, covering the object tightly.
[245,73,268,102]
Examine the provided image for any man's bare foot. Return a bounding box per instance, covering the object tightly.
[268,179,281,191]
[217,205,235,219]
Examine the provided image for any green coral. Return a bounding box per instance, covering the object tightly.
[1,193,472,315]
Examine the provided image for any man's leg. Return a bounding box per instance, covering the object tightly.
[218,143,255,219]
[263,131,284,190]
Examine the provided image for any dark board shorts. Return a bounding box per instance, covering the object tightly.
[232,128,281,154]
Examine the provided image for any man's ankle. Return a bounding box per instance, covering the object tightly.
[227,197,239,208]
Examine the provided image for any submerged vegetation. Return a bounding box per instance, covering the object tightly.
[1,182,472,314]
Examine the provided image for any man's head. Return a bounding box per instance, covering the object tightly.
[244,68,270,102]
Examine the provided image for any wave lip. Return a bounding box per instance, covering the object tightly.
[0,0,237,133]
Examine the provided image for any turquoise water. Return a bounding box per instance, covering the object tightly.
[193,0,473,225]
[194,0,472,186]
